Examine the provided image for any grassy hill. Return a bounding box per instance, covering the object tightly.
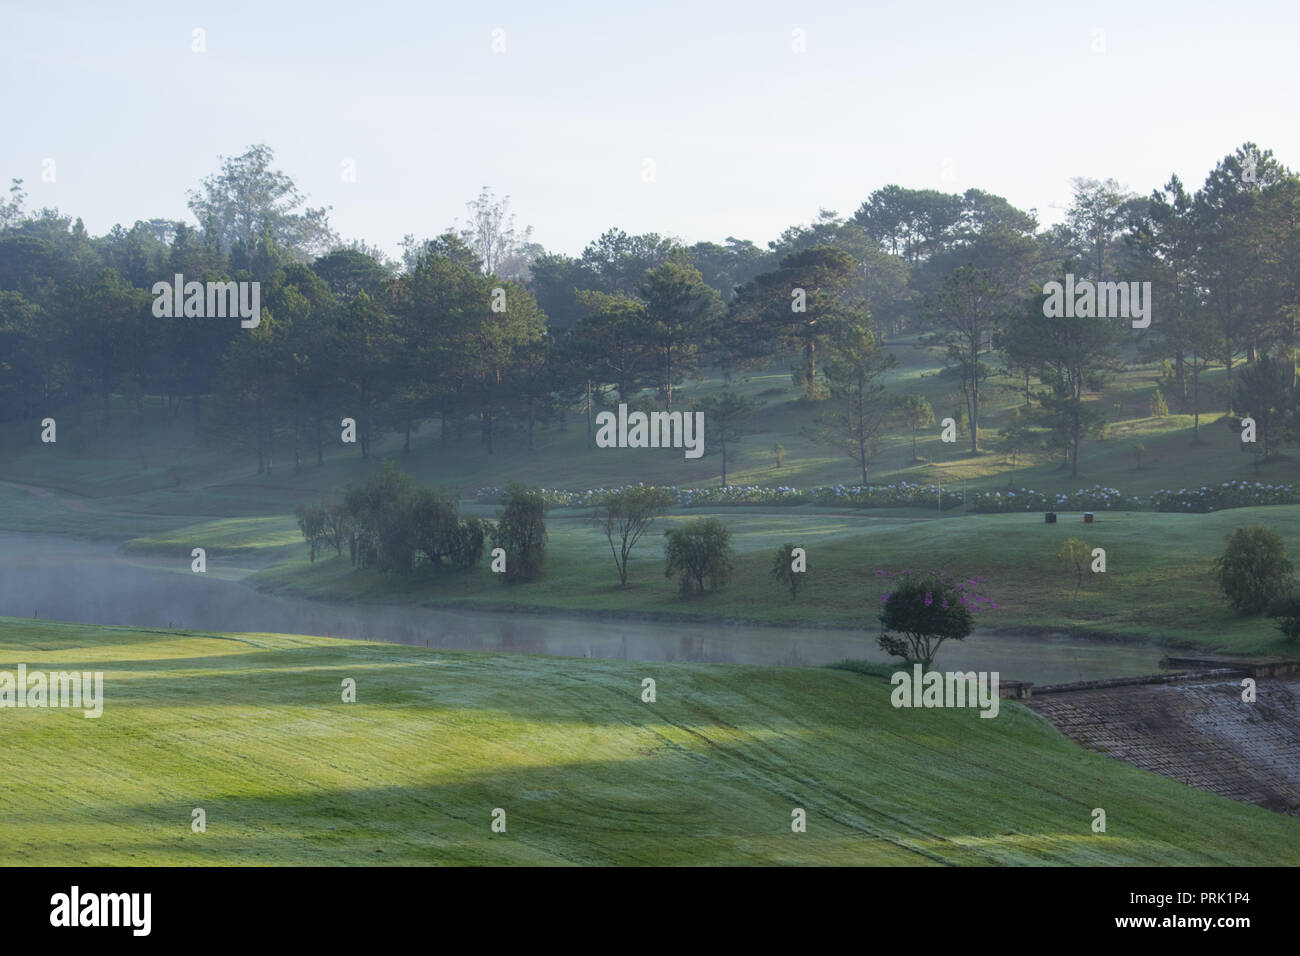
[1,617,1295,866]
[2,343,1297,538]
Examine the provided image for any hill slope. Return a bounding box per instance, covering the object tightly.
[1,618,1296,865]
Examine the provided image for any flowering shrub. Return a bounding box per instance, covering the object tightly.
[968,480,1300,514]
[810,482,965,510]
[476,482,963,510]
[875,569,999,665]
[476,478,1300,515]
[968,485,1138,513]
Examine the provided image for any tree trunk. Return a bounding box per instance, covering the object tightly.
[1192,355,1201,441]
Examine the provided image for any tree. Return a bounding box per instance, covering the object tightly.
[0,178,26,230]
[1064,177,1137,283]
[573,290,653,403]
[1006,267,1122,476]
[1214,525,1294,614]
[456,187,536,278]
[187,144,336,259]
[727,245,862,399]
[579,228,678,297]
[295,499,351,562]
[492,482,548,583]
[341,463,417,573]
[664,518,734,595]
[770,542,807,600]
[1232,352,1294,461]
[529,252,593,331]
[1194,144,1283,380]
[877,572,976,666]
[1057,537,1090,599]
[808,323,896,484]
[998,406,1032,471]
[594,486,675,586]
[332,290,399,458]
[694,388,756,485]
[853,185,964,263]
[1131,174,1220,435]
[311,247,393,300]
[922,265,999,453]
[899,393,934,460]
[640,261,723,410]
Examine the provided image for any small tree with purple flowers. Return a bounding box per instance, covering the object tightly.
[875,570,998,666]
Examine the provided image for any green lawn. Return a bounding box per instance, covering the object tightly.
[239,506,1300,657]
[3,349,1297,532]
[1,617,1295,865]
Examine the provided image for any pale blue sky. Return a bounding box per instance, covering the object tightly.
[3,0,1297,259]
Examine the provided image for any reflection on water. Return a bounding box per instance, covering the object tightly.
[0,533,1167,684]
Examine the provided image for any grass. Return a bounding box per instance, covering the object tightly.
[121,516,305,562]
[6,347,1300,659]
[242,506,1300,657]
[1,617,1296,866]
[3,348,1297,530]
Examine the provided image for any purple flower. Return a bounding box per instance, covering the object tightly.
[924,591,934,607]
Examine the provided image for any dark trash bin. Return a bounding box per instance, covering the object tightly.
[1045,512,1057,523]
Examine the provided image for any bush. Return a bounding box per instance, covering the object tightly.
[1266,594,1300,643]
[325,466,486,575]
[1213,525,1294,614]
[447,517,490,571]
[876,571,979,666]
[409,487,463,568]
[491,482,548,583]
[664,518,734,594]
[770,542,807,600]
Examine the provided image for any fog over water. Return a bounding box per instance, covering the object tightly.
[0,533,1166,683]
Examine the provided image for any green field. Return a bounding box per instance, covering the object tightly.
[6,348,1300,662]
[3,344,1297,526]
[1,617,1295,865]
[162,505,1296,657]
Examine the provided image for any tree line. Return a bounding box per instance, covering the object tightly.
[3,141,1299,482]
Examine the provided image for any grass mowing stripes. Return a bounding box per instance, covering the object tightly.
[1,617,1296,865]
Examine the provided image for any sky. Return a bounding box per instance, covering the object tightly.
[3,0,1298,260]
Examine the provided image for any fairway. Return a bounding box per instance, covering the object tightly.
[1,617,1295,866]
